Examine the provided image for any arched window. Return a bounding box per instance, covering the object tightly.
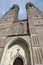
[18,23,23,34]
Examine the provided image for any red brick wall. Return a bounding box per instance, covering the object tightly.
[12,20,27,35]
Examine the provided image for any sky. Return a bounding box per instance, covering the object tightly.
[0,0,43,20]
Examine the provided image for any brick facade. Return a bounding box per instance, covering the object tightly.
[0,2,43,65]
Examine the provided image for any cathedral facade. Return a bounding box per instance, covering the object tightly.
[0,2,43,65]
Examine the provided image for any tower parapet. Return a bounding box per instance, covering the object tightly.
[26,2,35,9]
[10,4,19,11]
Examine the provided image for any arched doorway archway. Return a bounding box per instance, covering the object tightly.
[1,37,33,65]
[13,57,23,65]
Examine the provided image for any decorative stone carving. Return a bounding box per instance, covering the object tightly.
[33,47,43,64]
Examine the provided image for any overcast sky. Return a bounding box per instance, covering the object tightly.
[0,0,43,20]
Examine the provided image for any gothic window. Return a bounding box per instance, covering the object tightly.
[18,23,23,34]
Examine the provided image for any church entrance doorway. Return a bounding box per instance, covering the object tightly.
[1,38,32,65]
[13,57,23,65]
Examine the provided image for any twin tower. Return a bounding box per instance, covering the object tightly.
[0,2,43,65]
[5,2,36,21]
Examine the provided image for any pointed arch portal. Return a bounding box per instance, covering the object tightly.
[1,37,33,65]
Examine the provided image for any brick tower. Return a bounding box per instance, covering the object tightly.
[0,2,43,65]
